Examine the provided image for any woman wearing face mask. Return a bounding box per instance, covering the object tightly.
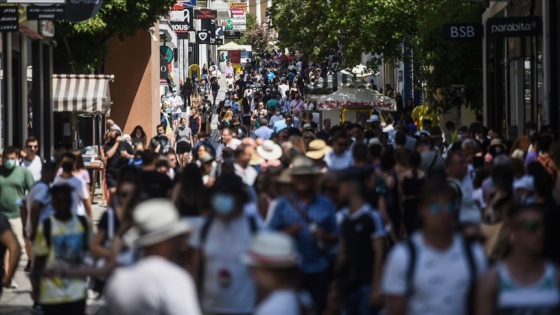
[131,125,146,147]
[174,117,194,167]
[190,173,260,315]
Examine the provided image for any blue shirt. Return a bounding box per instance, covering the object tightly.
[267,194,337,273]
[267,72,275,81]
[273,119,288,133]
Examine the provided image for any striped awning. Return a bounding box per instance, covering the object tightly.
[53,74,114,115]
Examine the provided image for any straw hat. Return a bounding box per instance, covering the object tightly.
[256,140,283,161]
[305,139,332,160]
[488,139,506,151]
[133,199,191,247]
[242,231,299,268]
[290,155,321,175]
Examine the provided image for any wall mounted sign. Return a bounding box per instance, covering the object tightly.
[486,16,542,37]
[443,23,483,40]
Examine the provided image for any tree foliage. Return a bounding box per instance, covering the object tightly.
[54,0,175,73]
[268,0,484,112]
[234,12,257,45]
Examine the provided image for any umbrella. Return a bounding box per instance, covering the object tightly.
[341,64,375,78]
[217,42,247,51]
[317,86,396,111]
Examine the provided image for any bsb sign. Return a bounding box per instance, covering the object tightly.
[443,23,483,41]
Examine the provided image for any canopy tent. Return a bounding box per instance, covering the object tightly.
[341,64,376,78]
[317,86,396,111]
[52,74,114,149]
[216,41,247,51]
[52,74,114,115]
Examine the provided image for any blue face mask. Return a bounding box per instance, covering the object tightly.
[212,194,236,215]
[4,159,16,170]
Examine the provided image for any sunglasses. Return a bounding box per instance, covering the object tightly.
[27,145,38,148]
[514,220,543,233]
[428,203,456,215]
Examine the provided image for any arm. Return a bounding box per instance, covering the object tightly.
[1,229,21,287]
[370,237,385,306]
[105,139,120,159]
[197,117,201,134]
[29,201,45,241]
[475,269,498,315]
[83,199,93,219]
[90,229,112,260]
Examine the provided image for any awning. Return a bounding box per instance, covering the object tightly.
[52,74,114,115]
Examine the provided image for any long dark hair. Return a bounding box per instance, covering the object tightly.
[132,125,146,139]
[177,163,208,217]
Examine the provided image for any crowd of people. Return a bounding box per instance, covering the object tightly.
[1,60,560,315]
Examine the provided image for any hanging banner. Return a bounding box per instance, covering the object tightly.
[170,2,192,39]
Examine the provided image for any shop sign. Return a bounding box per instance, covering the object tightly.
[170,3,193,39]
[224,30,240,39]
[160,59,169,80]
[65,0,104,23]
[194,9,216,19]
[0,5,18,32]
[443,23,483,41]
[196,30,210,44]
[27,5,66,20]
[209,37,223,45]
[487,16,542,37]
[228,1,247,13]
[160,46,174,64]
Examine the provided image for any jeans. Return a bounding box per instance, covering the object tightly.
[343,286,378,315]
[42,299,86,315]
[302,270,330,314]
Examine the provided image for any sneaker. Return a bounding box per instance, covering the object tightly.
[31,303,43,314]
[4,280,18,290]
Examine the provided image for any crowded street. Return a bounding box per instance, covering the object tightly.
[1,0,560,315]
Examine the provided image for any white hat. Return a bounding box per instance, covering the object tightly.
[133,199,191,247]
[242,231,299,267]
[366,115,380,123]
[256,140,283,161]
[368,138,381,146]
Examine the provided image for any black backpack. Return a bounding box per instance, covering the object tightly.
[405,236,477,315]
[42,215,90,252]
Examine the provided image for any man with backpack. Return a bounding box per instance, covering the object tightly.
[381,178,487,315]
[31,184,93,315]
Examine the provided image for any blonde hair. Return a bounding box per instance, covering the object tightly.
[223,110,233,121]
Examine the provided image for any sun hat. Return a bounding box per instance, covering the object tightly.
[242,231,299,268]
[366,115,380,123]
[488,139,507,151]
[275,169,293,184]
[199,153,215,164]
[133,199,191,247]
[256,140,283,161]
[305,139,332,160]
[289,155,321,175]
[368,138,380,146]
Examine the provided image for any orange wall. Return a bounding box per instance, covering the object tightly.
[105,24,161,141]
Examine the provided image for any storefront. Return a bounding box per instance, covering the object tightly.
[483,0,551,139]
[1,16,54,158]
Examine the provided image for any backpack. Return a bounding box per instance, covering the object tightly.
[405,236,477,315]
[43,215,90,252]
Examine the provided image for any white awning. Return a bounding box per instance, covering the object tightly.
[52,74,114,115]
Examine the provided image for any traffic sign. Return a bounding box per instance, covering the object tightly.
[215,25,223,36]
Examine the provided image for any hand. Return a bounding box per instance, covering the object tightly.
[120,150,128,158]
[283,224,302,236]
[369,289,383,307]
[116,136,122,142]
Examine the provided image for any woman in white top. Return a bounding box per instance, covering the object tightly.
[476,203,560,315]
[243,231,314,315]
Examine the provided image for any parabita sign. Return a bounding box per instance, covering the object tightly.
[487,16,542,37]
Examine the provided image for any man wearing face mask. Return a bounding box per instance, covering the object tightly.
[105,129,134,196]
[0,146,34,288]
[149,125,171,155]
[267,156,338,314]
[190,173,260,315]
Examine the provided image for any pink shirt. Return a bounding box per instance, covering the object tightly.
[56,168,91,184]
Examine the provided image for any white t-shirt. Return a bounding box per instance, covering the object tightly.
[381,233,487,315]
[104,256,201,315]
[190,215,258,314]
[171,96,183,114]
[53,175,89,216]
[26,181,54,236]
[255,290,313,315]
[21,155,42,182]
[324,150,353,170]
[278,84,289,98]
[450,175,482,225]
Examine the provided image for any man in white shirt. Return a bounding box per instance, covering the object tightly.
[234,144,258,187]
[53,153,92,219]
[215,127,242,162]
[21,137,42,182]
[269,110,283,127]
[324,132,353,170]
[278,79,289,99]
[254,118,273,140]
[105,199,201,315]
[446,149,481,225]
[381,179,487,315]
[169,90,183,129]
[383,116,397,144]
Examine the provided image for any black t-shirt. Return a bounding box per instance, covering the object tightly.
[0,213,11,289]
[98,209,121,243]
[150,135,171,154]
[104,141,134,176]
[140,170,173,199]
[340,207,384,292]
